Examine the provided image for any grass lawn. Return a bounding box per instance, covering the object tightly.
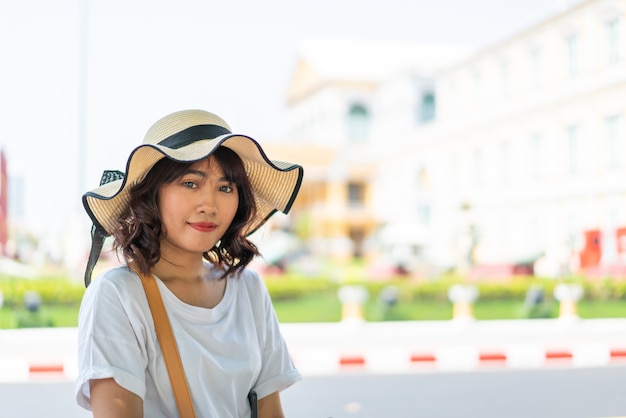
[278,297,626,322]
[2,297,626,329]
[273,293,342,322]
[0,305,80,329]
[577,300,626,318]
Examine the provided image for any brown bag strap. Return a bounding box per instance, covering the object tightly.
[136,269,196,418]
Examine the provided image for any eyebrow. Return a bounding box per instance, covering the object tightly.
[183,168,231,183]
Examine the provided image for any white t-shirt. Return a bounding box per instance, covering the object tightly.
[75,264,301,417]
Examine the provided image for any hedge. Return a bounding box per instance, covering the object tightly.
[0,275,85,308]
[3,272,626,308]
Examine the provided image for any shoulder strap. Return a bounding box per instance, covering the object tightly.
[137,269,196,418]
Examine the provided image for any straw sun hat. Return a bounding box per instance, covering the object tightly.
[83,109,304,286]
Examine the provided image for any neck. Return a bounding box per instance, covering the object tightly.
[151,254,226,309]
[152,252,207,283]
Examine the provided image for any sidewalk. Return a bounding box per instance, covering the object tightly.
[2,318,626,381]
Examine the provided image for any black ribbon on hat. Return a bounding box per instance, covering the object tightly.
[158,124,231,149]
[84,170,125,287]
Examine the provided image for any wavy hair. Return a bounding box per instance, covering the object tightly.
[111,146,259,279]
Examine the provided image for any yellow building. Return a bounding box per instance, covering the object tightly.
[281,38,467,264]
[262,142,378,261]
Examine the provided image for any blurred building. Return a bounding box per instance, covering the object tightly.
[0,149,7,256]
[283,38,469,264]
[429,0,626,276]
[285,0,626,277]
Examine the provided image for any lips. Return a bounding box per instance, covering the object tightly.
[188,222,217,233]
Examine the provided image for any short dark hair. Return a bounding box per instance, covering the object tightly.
[112,146,259,279]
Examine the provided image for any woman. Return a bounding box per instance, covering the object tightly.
[75,109,304,417]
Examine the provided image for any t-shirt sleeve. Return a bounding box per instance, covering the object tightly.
[75,270,149,410]
[249,271,302,399]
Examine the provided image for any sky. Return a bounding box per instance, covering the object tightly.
[0,0,570,256]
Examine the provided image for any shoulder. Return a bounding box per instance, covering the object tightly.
[238,267,262,283]
[78,266,152,335]
[91,265,140,289]
[83,266,144,305]
[234,268,267,293]
[210,262,264,288]
[224,267,272,313]
[97,265,138,283]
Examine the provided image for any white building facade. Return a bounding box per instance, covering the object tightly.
[286,0,626,276]
[386,0,626,274]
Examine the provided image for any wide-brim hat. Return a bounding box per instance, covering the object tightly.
[83,109,304,286]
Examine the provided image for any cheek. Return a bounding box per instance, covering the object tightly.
[224,196,240,225]
[229,197,240,221]
[158,192,181,227]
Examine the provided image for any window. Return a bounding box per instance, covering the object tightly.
[566,125,579,175]
[530,134,542,180]
[474,147,484,188]
[606,114,622,169]
[606,18,621,64]
[499,217,512,253]
[348,227,365,258]
[417,167,429,190]
[566,35,579,76]
[500,61,510,97]
[566,208,581,250]
[531,49,542,86]
[347,182,366,207]
[347,104,370,142]
[420,93,436,123]
[449,153,459,190]
[500,141,511,185]
[417,205,431,226]
[473,72,483,105]
[448,81,459,115]
[530,214,541,250]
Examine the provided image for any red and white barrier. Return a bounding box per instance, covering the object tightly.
[3,320,626,381]
[0,356,78,382]
[291,345,626,376]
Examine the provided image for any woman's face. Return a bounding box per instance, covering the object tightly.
[157,157,239,257]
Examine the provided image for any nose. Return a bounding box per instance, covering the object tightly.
[197,190,217,215]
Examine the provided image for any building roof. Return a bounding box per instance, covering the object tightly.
[286,38,472,104]
[301,38,470,79]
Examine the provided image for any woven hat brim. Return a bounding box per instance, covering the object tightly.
[83,134,303,236]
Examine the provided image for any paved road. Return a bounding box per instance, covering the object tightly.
[2,366,626,418]
[282,366,626,418]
